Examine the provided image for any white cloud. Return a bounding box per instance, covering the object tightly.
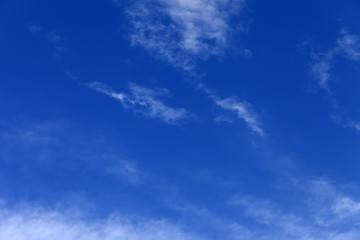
[336,29,360,61]
[310,29,360,90]
[347,121,360,132]
[229,179,360,240]
[88,82,190,124]
[195,84,264,135]
[330,114,360,133]
[0,207,202,240]
[127,0,246,70]
[331,197,360,219]
[310,54,332,90]
[2,176,360,240]
[212,96,264,136]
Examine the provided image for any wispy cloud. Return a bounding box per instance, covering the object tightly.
[170,203,255,240]
[310,53,333,90]
[0,206,203,240]
[0,119,143,185]
[195,84,264,135]
[125,1,259,135]
[27,23,78,80]
[347,121,360,132]
[330,113,360,133]
[47,29,68,54]
[88,82,190,124]
[28,24,68,57]
[103,155,144,184]
[213,96,264,136]
[2,124,360,240]
[229,179,360,240]
[127,0,247,71]
[310,29,360,90]
[309,29,360,134]
[331,196,360,219]
[336,29,360,61]
[28,24,43,34]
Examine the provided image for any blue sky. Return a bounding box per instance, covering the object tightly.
[1,0,360,239]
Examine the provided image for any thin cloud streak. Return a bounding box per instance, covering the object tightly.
[213,96,264,136]
[88,82,190,124]
[196,84,264,136]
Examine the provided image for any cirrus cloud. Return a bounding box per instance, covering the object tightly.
[88,82,191,124]
[127,0,247,71]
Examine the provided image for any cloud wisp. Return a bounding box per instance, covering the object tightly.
[2,178,360,240]
[309,29,360,133]
[197,84,264,136]
[213,96,264,136]
[0,206,203,240]
[127,0,247,71]
[331,114,360,133]
[347,121,360,132]
[229,179,360,240]
[27,23,78,80]
[88,82,190,124]
[0,119,145,186]
[28,24,68,57]
[124,1,262,136]
[103,155,144,184]
[310,29,360,90]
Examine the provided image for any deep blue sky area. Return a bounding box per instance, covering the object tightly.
[1,1,360,239]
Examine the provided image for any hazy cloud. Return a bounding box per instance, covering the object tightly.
[127,0,247,71]
[229,179,360,240]
[310,29,360,90]
[88,82,190,124]
[0,207,202,240]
